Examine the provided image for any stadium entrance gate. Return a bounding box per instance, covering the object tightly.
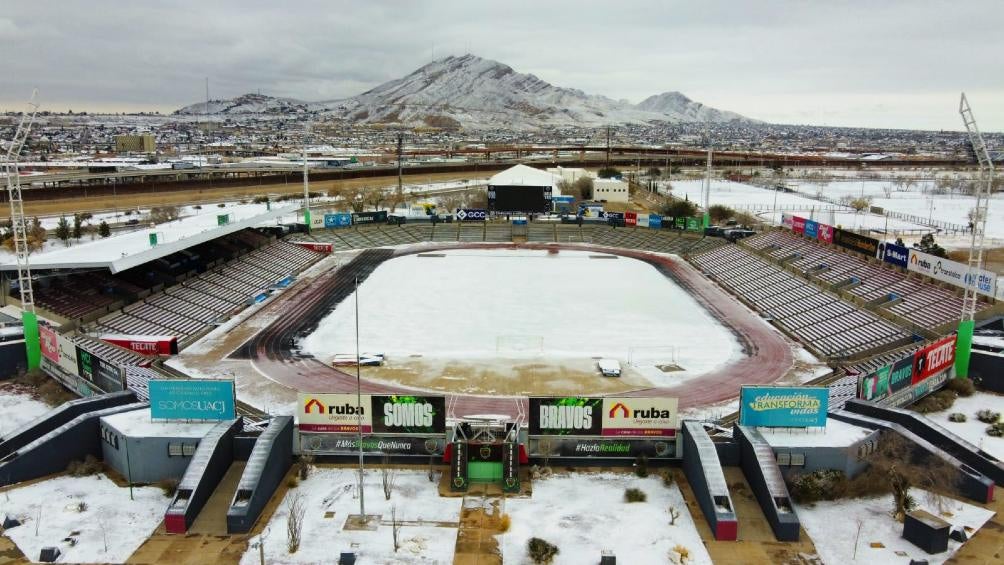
[447,416,527,494]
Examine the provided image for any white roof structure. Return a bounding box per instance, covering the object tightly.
[101,407,219,438]
[489,164,561,188]
[0,203,297,274]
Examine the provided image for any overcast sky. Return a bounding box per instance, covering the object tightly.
[2,0,1002,131]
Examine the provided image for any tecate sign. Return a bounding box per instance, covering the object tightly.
[908,249,996,297]
[601,397,678,437]
[739,386,829,428]
[912,335,956,385]
[149,379,236,420]
[298,393,372,433]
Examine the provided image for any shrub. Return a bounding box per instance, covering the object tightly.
[987,423,1004,437]
[527,537,559,564]
[948,413,967,423]
[662,471,675,487]
[673,544,690,561]
[976,409,1001,424]
[252,195,270,204]
[155,477,179,497]
[634,455,649,478]
[624,488,647,503]
[217,203,226,208]
[287,475,300,489]
[597,166,621,179]
[66,455,103,477]
[945,378,975,397]
[913,390,956,413]
[789,469,848,503]
[499,514,511,532]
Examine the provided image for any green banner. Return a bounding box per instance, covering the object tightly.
[955,319,975,379]
[675,217,686,229]
[686,217,701,232]
[21,310,40,370]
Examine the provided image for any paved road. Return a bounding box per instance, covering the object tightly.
[240,242,794,420]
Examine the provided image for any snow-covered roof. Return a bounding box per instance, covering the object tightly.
[489,164,559,188]
[759,418,871,448]
[101,407,219,438]
[0,203,297,274]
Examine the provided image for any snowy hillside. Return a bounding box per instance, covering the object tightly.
[173,54,755,128]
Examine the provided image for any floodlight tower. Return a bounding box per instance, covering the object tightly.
[702,130,713,228]
[302,121,312,232]
[4,90,41,369]
[955,93,995,378]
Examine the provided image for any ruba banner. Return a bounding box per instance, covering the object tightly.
[833,228,879,257]
[297,393,446,434]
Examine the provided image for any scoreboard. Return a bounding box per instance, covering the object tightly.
[488,185,553,213]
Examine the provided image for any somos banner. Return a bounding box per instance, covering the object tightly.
[833,228,879,257]
[739,386,829,427]
[879,242,910,269]
[817,223,834,244]
[529,397,678,437]
[907,249,997,298]
[912,335,956,385]
[803,219,819,239]
[149,379,236,420]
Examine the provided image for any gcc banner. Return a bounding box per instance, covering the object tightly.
[817,223,834,244]
[803,219,819,239]
[912,335,956,385]
[907,249,997,298]
[878,242,910,269]
[529,397,678,437]
[298,393,446,434]
[149,379,236,420]
[739,386,829,427]
[833,228,879,257]
[455,208,488,222]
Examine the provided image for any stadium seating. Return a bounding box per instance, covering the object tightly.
[743,230,984,330]
[691,244,912,358]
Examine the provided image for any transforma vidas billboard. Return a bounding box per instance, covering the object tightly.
[739,386,828,428]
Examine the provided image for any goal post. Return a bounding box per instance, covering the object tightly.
[627,345,678,367]
[495,335,544,355]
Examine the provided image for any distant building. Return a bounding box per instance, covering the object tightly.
[115,134,155,154]
[593,178,629,203]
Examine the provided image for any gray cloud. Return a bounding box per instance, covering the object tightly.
[2,0,1002,130]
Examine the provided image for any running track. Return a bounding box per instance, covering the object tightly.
[238,243,793,420]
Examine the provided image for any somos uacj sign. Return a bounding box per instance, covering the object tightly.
[529,397,679,437]
[298,393,446,434]
[739,386,828,428]
[149,379,236,420]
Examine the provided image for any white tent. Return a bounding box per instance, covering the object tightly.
[489,164,561,193]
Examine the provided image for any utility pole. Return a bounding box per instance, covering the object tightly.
[702,138,713,229]
[355,276,366,521]
[303,122,311,232]
[605,126,611,165]
[397,133,404,196]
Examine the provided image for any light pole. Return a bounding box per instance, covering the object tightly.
[354,275,366,521]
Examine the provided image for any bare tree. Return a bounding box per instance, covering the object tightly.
[286,492,306,554]
[865,432,958,522]
[668,506,680,526]
[382,455,396,501]
[391,505,401,552]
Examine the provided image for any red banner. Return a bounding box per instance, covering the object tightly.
[817,223,834,244]
[39,324,60,363]
[912,335,956,385]
[791,216,806,234]
[101,335,178,356]
[624,211,637,227]
[293,241,333,254]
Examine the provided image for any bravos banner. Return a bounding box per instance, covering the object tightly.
[912,335,956,385]
[833,228,879,257]
[300,433,444,456]
[907,249,997,298]
[298,393,446,434]
[529,437,677,459]
[529,396,678,437]
[878,242,910,269]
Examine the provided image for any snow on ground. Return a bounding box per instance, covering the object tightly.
[798,489,995,565]
[241,468,461,565]
[1,474,168,564]
[300,249,743,387]
[501,472,711,565]
[924,390,1004,461]
[0,383,51,439]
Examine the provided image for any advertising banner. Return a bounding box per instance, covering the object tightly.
[76,347,125,393]
[351,210,388,225]
[39,324,59,364]
[817,223,834,244]
[781,213,794,229]
[601,397,678,437]
[879,242,910,269]
[101,334,178,356]
[529,397,603,436]
[298,393,372,433]
[323,213,352,229]
[637,213,649,227]
[686,217,701,232]
[791,216,806,235]
[888,355,914,395]
[675,217,686,229]
[455,208,488,222]
[293,241,334,254]
[907,249,996,298]
[149,379,236,420]
[529,437,677,459]
[624,211,637,227]
[309,214,324,228]
[300,433,444,456]
[912,335,956,385]
[739,386,829,427]
[859,364,892,402]
[803,219,819,239]
[370,395,446,434]
[648,214,662,229]
[833,228,879,257]
[54,331,79,374]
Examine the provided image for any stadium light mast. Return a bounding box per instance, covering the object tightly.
[303,121,312,233]
[4,90,41,369]
[702,130,713,228]
[956,93,995,378]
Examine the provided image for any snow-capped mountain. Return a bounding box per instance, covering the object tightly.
[174,54,755,128]
[175,93,309,115]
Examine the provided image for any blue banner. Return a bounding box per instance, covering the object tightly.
[648,214,662,228]
[324,213,352,229]
[739,386,828,427]
[803,219,818,239]
[149,380,236,420]
[880,242,909,268]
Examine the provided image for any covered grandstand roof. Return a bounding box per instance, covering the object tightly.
[0,203,297,274]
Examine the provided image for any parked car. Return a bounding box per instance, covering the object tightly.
[598,358,621,377]
[724,228,755,242]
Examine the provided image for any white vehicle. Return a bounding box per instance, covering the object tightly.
[598,358,621,377]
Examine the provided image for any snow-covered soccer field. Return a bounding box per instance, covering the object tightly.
[300,249,742,388]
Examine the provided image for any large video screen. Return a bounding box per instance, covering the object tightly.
[488,185,551,213]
